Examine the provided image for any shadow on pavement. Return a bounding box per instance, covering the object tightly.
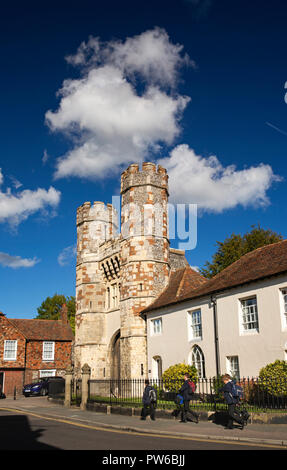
[0,413,59,450]
[208,411,243,430]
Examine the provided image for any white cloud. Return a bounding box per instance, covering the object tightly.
[66,28,193,87]
[0,252,40,269]
[46,28,191,180]
[159,145,281,212]
[58,244,76,266]
[0,172,61,227]
[9,175,23,189]
[45,29,281,213]
[42,149,50,165]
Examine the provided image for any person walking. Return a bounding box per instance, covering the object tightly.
[178,373,199,423]
[219,374,245,430]
[140,379,157,421]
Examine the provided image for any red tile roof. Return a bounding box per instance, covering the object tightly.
[142,240,287,313]
[142,265,207,313]
[8,318,74,341]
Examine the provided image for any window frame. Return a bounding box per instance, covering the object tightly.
[42,341,55,361]
[150,317,162,336]
[188,309,202,341]
[4,340,18,361]
[226,355,240,380]
[39,369,56,378]
[239,296,259,334]
[189,345,206,379]
[280,288,287,330]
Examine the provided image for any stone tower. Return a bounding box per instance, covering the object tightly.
[119,162,170,378]
[74,162,187,380]
[75,201,119,378]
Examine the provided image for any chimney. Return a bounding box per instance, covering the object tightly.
[60,304,68,324]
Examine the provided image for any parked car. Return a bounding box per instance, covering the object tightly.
[23,376,64,397]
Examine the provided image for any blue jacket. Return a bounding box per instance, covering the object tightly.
[219,380,238,405]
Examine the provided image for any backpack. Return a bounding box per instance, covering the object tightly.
[230,382,244,402]
[174,394,184,405]
[149,388,157,403]
[187,380,196,397]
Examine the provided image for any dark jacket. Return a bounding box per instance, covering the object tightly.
[219,380,238,405]
[179,380,193,401]
[142,385,155,405]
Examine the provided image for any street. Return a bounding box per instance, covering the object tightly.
[0,408,283,451]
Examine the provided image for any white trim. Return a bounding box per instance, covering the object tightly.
[3,340,17,361]
[39,369,56,378]
[226,355,240,380]
[187,308,202,341]
[279,288,287,331]
[239,296,259,335]
[42,341,55,361]
[150,317,162,336]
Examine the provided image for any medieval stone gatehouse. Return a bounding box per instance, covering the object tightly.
[74,162,190,380]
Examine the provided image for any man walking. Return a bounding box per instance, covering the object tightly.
[178,373,199,423]
[219,374,245,429]
[141,379,157,421]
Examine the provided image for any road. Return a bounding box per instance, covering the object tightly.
[0,408,283,452]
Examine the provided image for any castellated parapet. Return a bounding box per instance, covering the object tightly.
[74,162,187,380]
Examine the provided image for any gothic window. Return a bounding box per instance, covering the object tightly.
[190,345,205,378]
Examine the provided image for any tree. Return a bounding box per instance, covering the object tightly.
[162,363,198,392]
[35,294,75,334]
[259,360,287,397]
[200,225,283,278]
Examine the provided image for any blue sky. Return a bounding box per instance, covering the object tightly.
[1,0,287,318]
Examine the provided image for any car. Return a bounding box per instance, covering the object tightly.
[23,376,65,397]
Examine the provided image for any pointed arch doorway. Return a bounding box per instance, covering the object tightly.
[111,330,121,381]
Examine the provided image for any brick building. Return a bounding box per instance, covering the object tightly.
[0,305,74,396]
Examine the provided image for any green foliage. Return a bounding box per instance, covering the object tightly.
[162,363,198,392]
[259,360,287,397]
[200,225,283,278]
[36,293,75,334]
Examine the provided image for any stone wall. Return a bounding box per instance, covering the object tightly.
[74,162,187,380]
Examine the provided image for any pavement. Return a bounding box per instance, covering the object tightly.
[1,396,287,448]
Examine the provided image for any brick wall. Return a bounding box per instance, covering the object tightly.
[25,340,72,370]
[0,369,24,396]
[0,315,26,369]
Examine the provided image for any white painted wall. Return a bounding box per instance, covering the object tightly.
[146,274,287,379]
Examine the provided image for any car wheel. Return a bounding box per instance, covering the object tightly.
[24,394,30,397]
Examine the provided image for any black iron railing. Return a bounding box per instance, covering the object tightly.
[87,377,287,412]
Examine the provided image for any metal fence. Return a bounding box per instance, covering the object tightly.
[87,377,287,412]
[71,379,82,406]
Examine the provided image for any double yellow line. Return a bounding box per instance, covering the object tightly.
[1,407,286,449]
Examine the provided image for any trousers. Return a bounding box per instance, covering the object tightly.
[141,402,156,420]
[227,404,244,427]
[181,400,199,422]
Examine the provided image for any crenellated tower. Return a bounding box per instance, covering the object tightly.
[119,162,170,378]
[74,162,187,380]
[75,201,119,378]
